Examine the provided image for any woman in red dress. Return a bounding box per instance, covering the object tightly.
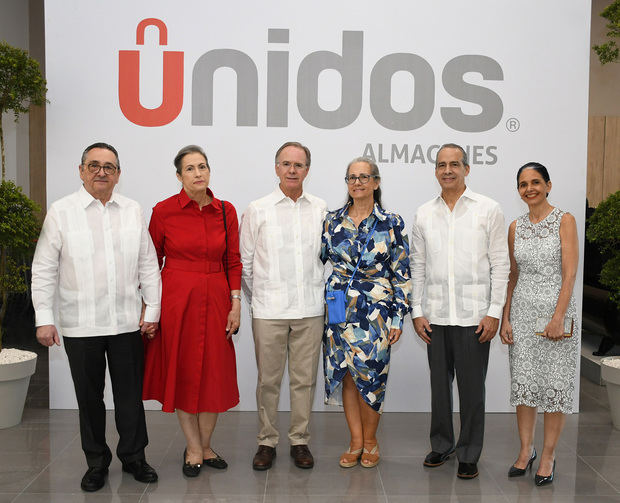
[143,145,241,476]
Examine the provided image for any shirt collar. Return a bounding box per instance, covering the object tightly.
[178,187,217,209]
[271,186,308,205]
[434,186,479,206]
[461,187,479,201]
[78,185,121,208]
[337,202,387,221]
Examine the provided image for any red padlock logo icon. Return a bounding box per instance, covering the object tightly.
[119,18,184,127]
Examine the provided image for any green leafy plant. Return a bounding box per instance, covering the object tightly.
[0,181,40,352]
[586,191,620,308]
[0,41,47,352]
[593,0,620,64]
[0,41,47,179]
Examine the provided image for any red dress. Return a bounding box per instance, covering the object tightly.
[143,188,241,413]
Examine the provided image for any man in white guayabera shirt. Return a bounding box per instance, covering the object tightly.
[240,141,327,471]
[410,143,509,480]
[31,143,161,492]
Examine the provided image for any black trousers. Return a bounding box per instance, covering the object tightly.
[64,331,148,468]
[427,324,490,464]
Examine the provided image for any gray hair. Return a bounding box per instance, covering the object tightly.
[436,143,468,167]
[274,141,311,167]
[174,145,210,174]
[345,156,382,208]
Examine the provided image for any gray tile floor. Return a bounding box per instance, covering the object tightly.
[1,377,619,502]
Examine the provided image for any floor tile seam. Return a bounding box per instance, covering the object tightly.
[262,468,268,503]
[14,492,144,496]
[371,456,429,459]
[163,425,182,463]
[15,429,81,497]
[556,435,578,455]
[583,391,611,409]
[376,463,388,499]
[478,454,511,499]
[141,422,183,501]
[578,453,620,493]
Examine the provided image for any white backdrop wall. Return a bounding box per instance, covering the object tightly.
[44,0,591,412]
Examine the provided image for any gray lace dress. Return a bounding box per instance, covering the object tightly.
[508,208,579,413]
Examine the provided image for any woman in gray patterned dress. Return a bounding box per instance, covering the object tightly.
[499,163,579,486]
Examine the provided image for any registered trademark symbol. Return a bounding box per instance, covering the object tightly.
[506,118,520,132]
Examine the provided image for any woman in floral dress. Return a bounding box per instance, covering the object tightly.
[500,162,579,486]
[321,157,412,468]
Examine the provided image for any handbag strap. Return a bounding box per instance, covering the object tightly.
[221,200,229,287]
[344,218,378,294]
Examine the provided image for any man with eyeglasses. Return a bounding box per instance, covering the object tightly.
[32,142,161,492]
[409,143,509,480]
[240,141,327,470]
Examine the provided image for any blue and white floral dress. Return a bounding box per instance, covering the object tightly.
[321,203,412,412]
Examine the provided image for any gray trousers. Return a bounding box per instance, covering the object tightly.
[427,324,490,464]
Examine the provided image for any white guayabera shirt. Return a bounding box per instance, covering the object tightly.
[239,187,327,319]
[410,187,510,326]
[31,186,161,337]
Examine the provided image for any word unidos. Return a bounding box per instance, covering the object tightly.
[120,20,504,132]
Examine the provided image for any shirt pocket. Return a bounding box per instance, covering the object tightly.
[427,230,442,253]
[65,230,94,260]
[460,214,487,254]
[120,227,141,258]
[262,225,284,249]
[462,284,488,312]
[424,284,443,317]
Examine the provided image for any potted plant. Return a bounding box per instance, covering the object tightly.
[0,40,47,428]
[587,190,620,429]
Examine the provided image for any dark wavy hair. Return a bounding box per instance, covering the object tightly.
[517,162,551,197]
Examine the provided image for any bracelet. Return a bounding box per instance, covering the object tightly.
[230,294,241,301]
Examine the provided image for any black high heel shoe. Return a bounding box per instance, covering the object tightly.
[508,448,537,477]
[535,460,555,486]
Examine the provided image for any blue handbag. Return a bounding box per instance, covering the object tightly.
[326,219,378,325]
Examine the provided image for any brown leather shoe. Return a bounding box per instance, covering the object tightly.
[290,444,314,469]
[252,445,276,471]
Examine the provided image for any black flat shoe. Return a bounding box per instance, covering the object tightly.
[203,451,228,469]
[535,460,555,486]
[423,448,455,467]
[81,467,108,492]
[182,448,202,477]
[508,448,537,477]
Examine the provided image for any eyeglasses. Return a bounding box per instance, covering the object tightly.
[182,164,209,172]
[277,161,307,170]
[85,162,118,175]
[345,174,378,185]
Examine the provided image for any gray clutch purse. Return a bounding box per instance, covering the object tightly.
[534,316,574,337]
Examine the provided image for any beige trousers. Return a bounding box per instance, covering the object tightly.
[252,316,324,447]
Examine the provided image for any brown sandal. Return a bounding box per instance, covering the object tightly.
[339,446,363,468]
[361,444,380,468]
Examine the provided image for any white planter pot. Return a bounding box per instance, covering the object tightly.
[601,357,620,431]
[0,349,37,429]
